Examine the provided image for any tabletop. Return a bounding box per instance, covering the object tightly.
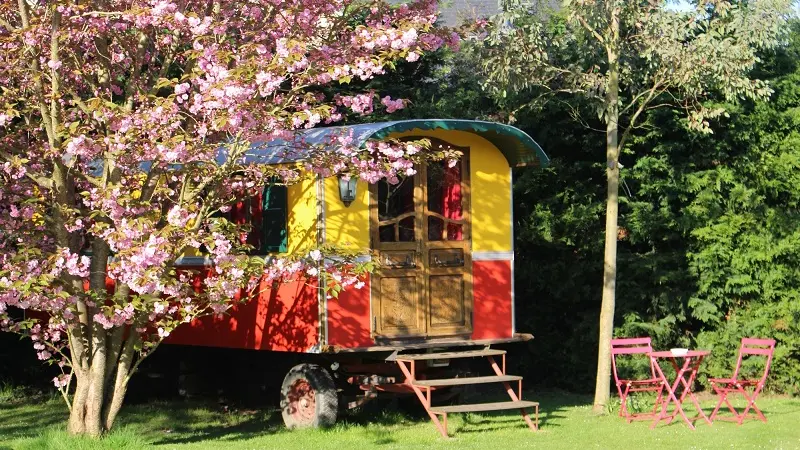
[649,350,710,358]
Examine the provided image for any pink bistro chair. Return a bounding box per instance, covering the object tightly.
[610,337,665,422]
[709,338,776,425]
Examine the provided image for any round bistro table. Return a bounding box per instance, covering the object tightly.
[648,350,712,430]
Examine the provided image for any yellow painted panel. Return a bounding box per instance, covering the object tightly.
[388,130,512,252]
[287,177,318,254]
[324,177,370,251]
[469,138,512,253]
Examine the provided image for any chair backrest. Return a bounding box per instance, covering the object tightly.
[610,337,656,382]
[731,338,776,383]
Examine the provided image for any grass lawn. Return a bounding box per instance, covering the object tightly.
[2,387,799,449]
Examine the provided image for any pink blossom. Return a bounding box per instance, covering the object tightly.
[175,83,190,95]
[336,93,374,115]
[381,96,406,113]
[52,374,70,388]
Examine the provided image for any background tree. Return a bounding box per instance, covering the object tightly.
[504,20,800,395]
[475,0,792,411]
[0,0,458,437]
[627,21,800,394]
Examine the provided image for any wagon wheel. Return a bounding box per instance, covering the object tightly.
[281,363,338,429]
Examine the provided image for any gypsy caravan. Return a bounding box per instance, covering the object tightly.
[167,119,549,437]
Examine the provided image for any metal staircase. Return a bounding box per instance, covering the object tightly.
[393,347,539,438]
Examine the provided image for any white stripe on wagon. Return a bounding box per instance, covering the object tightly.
[472,251,514,261]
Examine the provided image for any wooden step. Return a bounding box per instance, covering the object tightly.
[413,375,522,387]
[430,400,539,414]
[395,349,505,361]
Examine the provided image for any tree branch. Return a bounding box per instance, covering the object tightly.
[124,32,148,111]
[17,0,54,144]
[0,17,16,31]
[49,10,62,143]
[576,14,605,45]
[618,84,665,151]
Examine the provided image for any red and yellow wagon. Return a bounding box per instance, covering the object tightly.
[166,119,549,436]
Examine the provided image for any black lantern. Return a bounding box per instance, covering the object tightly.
[338,175,358,207]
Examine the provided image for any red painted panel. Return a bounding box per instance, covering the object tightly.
[326,276,373,349]
[168,277,319,352]
[471,260,513,340]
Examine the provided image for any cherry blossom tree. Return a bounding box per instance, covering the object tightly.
[0,0,458,437]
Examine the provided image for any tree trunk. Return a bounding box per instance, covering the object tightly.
[67,369,90,435]
[66,330,135,437]
[592,12,621,414]
[67,244,133,437]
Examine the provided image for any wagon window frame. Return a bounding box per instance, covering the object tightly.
[228,179,289,256]
[259,182,288,254]
[174,179,289,266]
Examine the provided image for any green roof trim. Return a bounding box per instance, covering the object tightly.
[369,119,549,167]
[239,119,548,168]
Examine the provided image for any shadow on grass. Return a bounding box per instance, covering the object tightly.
[117,401,286,446]
[0,388,595,447]
[0,396,67,439]
[119,397,428,447]
[444,389,592,434]
[339,388,594,439]
[117,389,591,446]
[331,398,434,445]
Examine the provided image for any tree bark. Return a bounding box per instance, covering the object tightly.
[592,8,620,414]
[84,328,108,437]
[67,369,90,434]
[66,323,136,437]
[103,327,138,430]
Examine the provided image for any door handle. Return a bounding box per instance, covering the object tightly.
[404,254,416,268]
[383,253,416,268]
[432,254,464,267]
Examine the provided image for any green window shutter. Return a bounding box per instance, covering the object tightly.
[262,183,288,253]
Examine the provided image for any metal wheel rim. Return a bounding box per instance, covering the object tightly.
[288,379,316,424]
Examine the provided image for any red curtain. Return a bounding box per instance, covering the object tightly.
[442,163,462,240]
[231,192,263,248]
[248,192,263,250]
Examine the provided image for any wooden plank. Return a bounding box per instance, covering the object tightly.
[413,375,522,387]
[430,400,539,414]
[395,348,506,361]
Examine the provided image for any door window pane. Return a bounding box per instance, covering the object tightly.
[428,216,444,241]
[426,161,463,241]
[377,177,415,242]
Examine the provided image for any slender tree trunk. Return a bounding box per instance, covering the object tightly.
[67,238,133,437]
[85,329,109,436]
[68,368,90,434]
[66,327,136,437]
[103,328,138,430]
[592,10,621,414]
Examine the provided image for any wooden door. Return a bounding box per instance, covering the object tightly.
[371,140,472,339]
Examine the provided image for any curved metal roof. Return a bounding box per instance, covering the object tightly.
[235,119,548,168]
